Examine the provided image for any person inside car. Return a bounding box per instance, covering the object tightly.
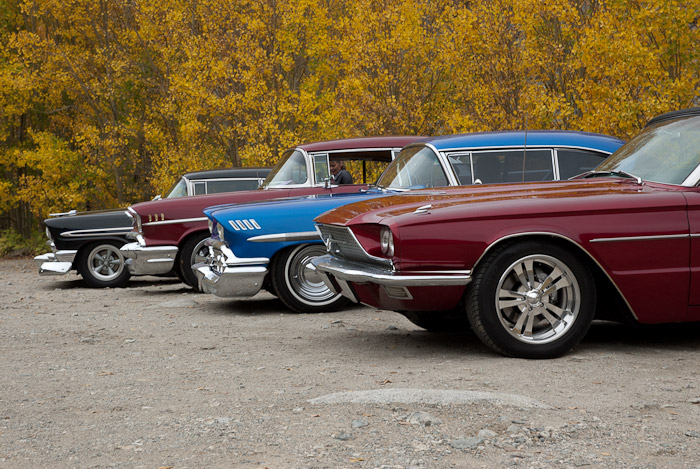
[330,160,353,184]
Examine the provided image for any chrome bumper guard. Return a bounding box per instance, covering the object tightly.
[34,247,78,276]
[194,241,270,298]
[120,242,178,275]
[311,254,472,303]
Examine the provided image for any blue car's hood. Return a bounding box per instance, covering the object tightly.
[203,188,388,219]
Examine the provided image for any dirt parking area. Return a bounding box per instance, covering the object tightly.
[1,258,700,468]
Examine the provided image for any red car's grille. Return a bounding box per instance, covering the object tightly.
[317,224,392,268]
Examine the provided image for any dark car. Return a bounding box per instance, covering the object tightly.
[312,108,700,358]
[34,167,270,288]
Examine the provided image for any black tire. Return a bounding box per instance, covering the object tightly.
[400,310,471,332]
[77,241,130,288]
[271,244,349,313]
[466,241,595,359]
[177,231,210,288]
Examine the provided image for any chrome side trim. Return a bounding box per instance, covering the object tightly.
[143,216,207,226]
[247,231,320,243]
[62,226,133,237]
[590,233,689,243]
[437,143,614,155]
[473,231,639,320]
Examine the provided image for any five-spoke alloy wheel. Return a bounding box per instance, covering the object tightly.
[77,241,130,288]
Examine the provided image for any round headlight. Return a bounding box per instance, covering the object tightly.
[208,219,214,234]
[45,226,52,241]
[216,223,225,242]
[380,226,394,257]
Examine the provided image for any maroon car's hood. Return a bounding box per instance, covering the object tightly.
[316,179,680,227]
[130,187,290,219]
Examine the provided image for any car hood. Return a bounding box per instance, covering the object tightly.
[204,189,388,219]
[315,178,676,227]
[129,187,288,219]
[44,209,132,231]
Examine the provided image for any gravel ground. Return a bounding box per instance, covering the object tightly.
[1,257,700,468]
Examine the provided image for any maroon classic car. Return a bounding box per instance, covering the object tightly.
[312,108,700,358]
[120,136,421,287]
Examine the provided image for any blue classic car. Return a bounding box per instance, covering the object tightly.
[195,131,624,313]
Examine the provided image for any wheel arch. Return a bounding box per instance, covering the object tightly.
[471,232,637,324]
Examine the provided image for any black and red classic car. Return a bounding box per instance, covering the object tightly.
[34,167,270,288]
[312,108,700,358]
[121,136,421,288]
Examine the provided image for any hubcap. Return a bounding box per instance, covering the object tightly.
[88,244,125,281]
[287,245,337,304]
[495,254,580,344]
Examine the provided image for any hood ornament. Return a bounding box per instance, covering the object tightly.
[414,204,432,214]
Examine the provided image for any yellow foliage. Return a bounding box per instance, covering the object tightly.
[1,0,700,231]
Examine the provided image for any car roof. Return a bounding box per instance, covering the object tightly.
[182,167,272,180]
[645,107,700,127]
[296,136,427,152]
[423,130,624,154]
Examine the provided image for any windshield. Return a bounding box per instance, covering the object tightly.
[595,116,700,185]
[263,149,309,187]
[165,178,188,198]
[376,146,448,189]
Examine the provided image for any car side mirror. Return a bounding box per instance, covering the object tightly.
[324,177,331,189]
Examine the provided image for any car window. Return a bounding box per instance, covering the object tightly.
[165,178,188,198]
[473,149,553,183]
[193,181,206,195]
[313,154,330,184]
[264,149,309,186]
[596,116,700,185]
[377,146,448,189]
[345,160,391,184]
[557,149,607,179]
[446,153,472,184]
[206,179,262,193]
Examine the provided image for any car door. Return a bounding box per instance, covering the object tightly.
[682,189,700,313]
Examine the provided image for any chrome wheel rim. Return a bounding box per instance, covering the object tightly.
[495,254,580,344]
[190,238,210,267]
[87,244,125,281]
[286,245,338,305]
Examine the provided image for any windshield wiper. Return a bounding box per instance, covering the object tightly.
[581,170,642,184]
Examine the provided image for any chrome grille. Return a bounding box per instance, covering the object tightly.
[317,224,392,268]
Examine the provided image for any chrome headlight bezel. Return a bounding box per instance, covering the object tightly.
[216,223,225,243]
[208,219,214,234]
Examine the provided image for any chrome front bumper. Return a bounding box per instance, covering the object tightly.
[193,241,269,298]
[120,242,178,275]
[34,247,78,276]
[311,254,472,302]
